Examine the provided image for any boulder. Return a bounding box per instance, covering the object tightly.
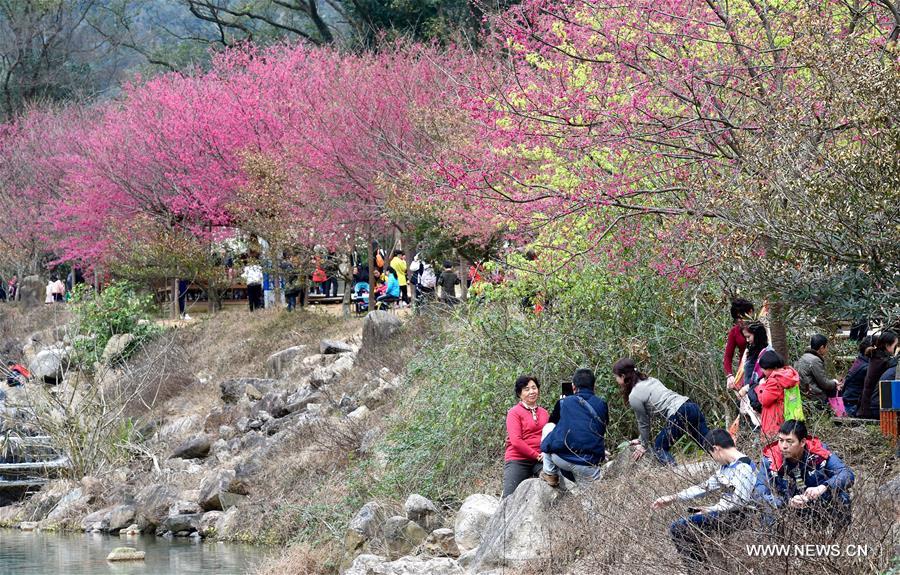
[199,511,222,537]
[163,513,201,533]
[252,391,289,419]
[362,311,403,353]
[157,415,201,440]
[345,554,463,575]
[472,479,562,569]
[285,388,323,414]
[309,354,354,388]
[320,339,354,355]
[134,484,179,528]
[29,346,69,384]
[106,547,145,562]
[120,524,141,536]
[19,521,39,531]
[265,346,307,378]
[422,528,459,557]
[220,378,276,404]
[101,333,135,364]
[169,434,211,460]
[198,469,239,511]
[404,494,440,532]
[453,494,499,552]
[347,406,370,422]
[107,504,136,533]
[383,516,428,559]
[168,500,202,516]
[345,501,385,554]
[214,507,243,539]
[81,507,114,532]
[16,275,43,308]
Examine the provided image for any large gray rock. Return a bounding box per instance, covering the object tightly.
[134,484,179,528]
[453,494,499,552]
[46,487,85,522]
[214,507,243,539]
[265,346,307,378]
[404,494,440,532]
[101,333,135,364]
[29,346,69,383]
[383,516,428,559]
[344,554,464,575]
[169,434,211,460]
[16,275,43,308]
[362,311,402,353]
[309,354,354,388]
[285,387,323,414]
[320,339,354,355]
[198,469,243,511]
[198,511,222,537]
[162,513,200,533]
[423,528,459,557]
[107,504,136,533]
[472,479,562,569]
[220,378,276,404]
[81,507,114,532]
[345,501,385,555]
[252,391,289,419]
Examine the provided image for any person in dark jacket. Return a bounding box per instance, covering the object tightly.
[540,368,608,485]
[857,331,898,419]
[437,262,460,306]
[755,420,854,531]
[548,378,575,425]
[841,336,872,417]
[794,334,842,404]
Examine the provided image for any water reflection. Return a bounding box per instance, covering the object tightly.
[0,529,270,575]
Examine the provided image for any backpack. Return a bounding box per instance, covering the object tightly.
[420,266,437,289]
[784,384,805,421]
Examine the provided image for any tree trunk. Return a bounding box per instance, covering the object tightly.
[367,232,376,311]
[769,299,789,360]
[458,255,468,301]
[170,277,179,320]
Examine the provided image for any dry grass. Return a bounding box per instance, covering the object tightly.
[254,540,341,575]
[521,430,898,575]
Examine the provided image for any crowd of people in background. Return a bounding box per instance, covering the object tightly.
[499,294,896,566]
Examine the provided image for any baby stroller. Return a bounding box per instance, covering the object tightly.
[352,282,370,315]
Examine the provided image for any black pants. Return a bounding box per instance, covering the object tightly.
[502,460,542,497]
[247,283,264,311]
[399,285,409,304]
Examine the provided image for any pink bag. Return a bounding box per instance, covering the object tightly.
[828,396,847,417]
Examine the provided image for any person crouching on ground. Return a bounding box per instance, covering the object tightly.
[502,376,549,497]
[613,358,710,465]
[755,419,854,532]
[539,368,608,485]
[652,428,757,566]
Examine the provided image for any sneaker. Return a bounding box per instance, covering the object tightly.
[540,472,559,487]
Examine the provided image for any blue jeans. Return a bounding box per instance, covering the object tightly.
[654,401,709,465]
[542,453,603,482]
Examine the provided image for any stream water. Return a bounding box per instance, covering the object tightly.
[0,529,272,575]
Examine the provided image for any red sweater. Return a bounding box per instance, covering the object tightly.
[504,403,550,462]
[723,323,748,376]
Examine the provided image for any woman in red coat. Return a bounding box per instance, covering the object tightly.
[502,375,549,497]
[724,298,754,387]
[750,350,800,441]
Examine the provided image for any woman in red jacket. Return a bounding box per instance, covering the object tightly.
[748,350,800,441]
[724,298,754,387]
[502,375,550,497]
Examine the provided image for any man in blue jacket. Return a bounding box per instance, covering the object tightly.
[539,368,608,485]
[755,419,854,531]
